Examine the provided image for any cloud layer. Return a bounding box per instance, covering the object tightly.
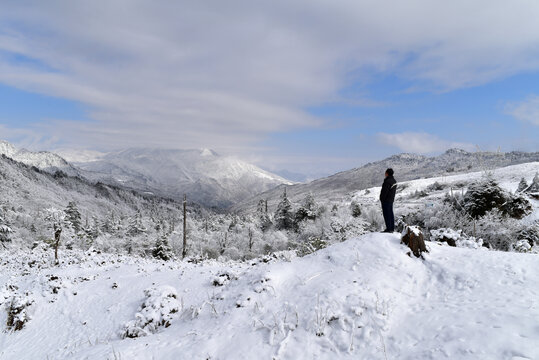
[506,95,539,126]
[377,132,475,154]
[1,1,539,166]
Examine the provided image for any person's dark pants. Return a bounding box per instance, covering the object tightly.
[381,201,394,232]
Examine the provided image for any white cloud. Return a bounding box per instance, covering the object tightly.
[505,95,539,126]
[377,132,475,154]
[1,1,539,158]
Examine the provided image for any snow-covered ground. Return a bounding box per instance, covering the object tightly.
[355,161,538,200]
[1,233,538,359]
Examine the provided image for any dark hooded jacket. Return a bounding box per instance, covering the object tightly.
[379,175,397,203]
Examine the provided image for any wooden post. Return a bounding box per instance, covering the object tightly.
[248,227,253,251]
[182,194,187,259]
[265,199,268,214]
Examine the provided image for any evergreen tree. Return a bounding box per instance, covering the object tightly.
[258,213,272,232]
[516,177,528,193]
[256,199,266,214]
[464,177,531,219]
[295,193,318,222]
[463,178,506,218]
[64,201,82,233]
[127,213,146,236]
[256,199,272,231]
[274,188,294,230]
[101,214,113,234]
[152,235,174,261]
[89,216,101,239]
[525,172,539,193]
[350,201,362,218]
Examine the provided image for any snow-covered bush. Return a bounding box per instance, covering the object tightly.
[426,181,446,191]
[361,206,384,231]
[430,228,483,249]
[296,237,328,257]
[212,271,238,286]
[5,295,34,331]
[474,210,519,251]
[0,211,14,244]
[516,222,539,249]
[0,223,13,244]
[503,193,533,219]
[514,239,532,253]
[122,286,181,338]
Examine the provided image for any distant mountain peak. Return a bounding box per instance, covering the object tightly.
[0,140,79,176]
[0,140,17,157]
[70,146,291,208]
[200,148,218,157]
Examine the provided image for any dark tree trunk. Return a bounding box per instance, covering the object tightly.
[54,227,62,265]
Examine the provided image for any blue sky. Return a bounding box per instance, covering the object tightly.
[1,1,538,176]
[260,71,539,175]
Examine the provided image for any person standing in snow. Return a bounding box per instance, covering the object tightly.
[380,168,397,233]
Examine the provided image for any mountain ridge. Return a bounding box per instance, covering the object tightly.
[232,148,539,213]
[0,140,80,177]
[0,140,293,209]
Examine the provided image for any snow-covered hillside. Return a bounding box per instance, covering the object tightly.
[1,233,537,359]
[233,149,539,213]
[0,140,292,209]
[0,153,190,251]
[68,147,292,209]
[353,162,539,224]
[0,140,79,177]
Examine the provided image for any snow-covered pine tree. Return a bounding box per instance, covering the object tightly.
[463,176,531,219]
[64,201,82,233]
[256,199,266,214]
[463,177,506,218]
[152,235,174,261]
[295,193,318,222]
[256,199,272,231]
[127,213,146,236]
[525,172,539,194]
[274,188,295,230]
[350,201,362,218]
[516,177,528,193]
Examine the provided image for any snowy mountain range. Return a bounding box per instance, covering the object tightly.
[69,148,292,209]
[0,141,292,209]
[233,148,539,212]
[3,139,538,211]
